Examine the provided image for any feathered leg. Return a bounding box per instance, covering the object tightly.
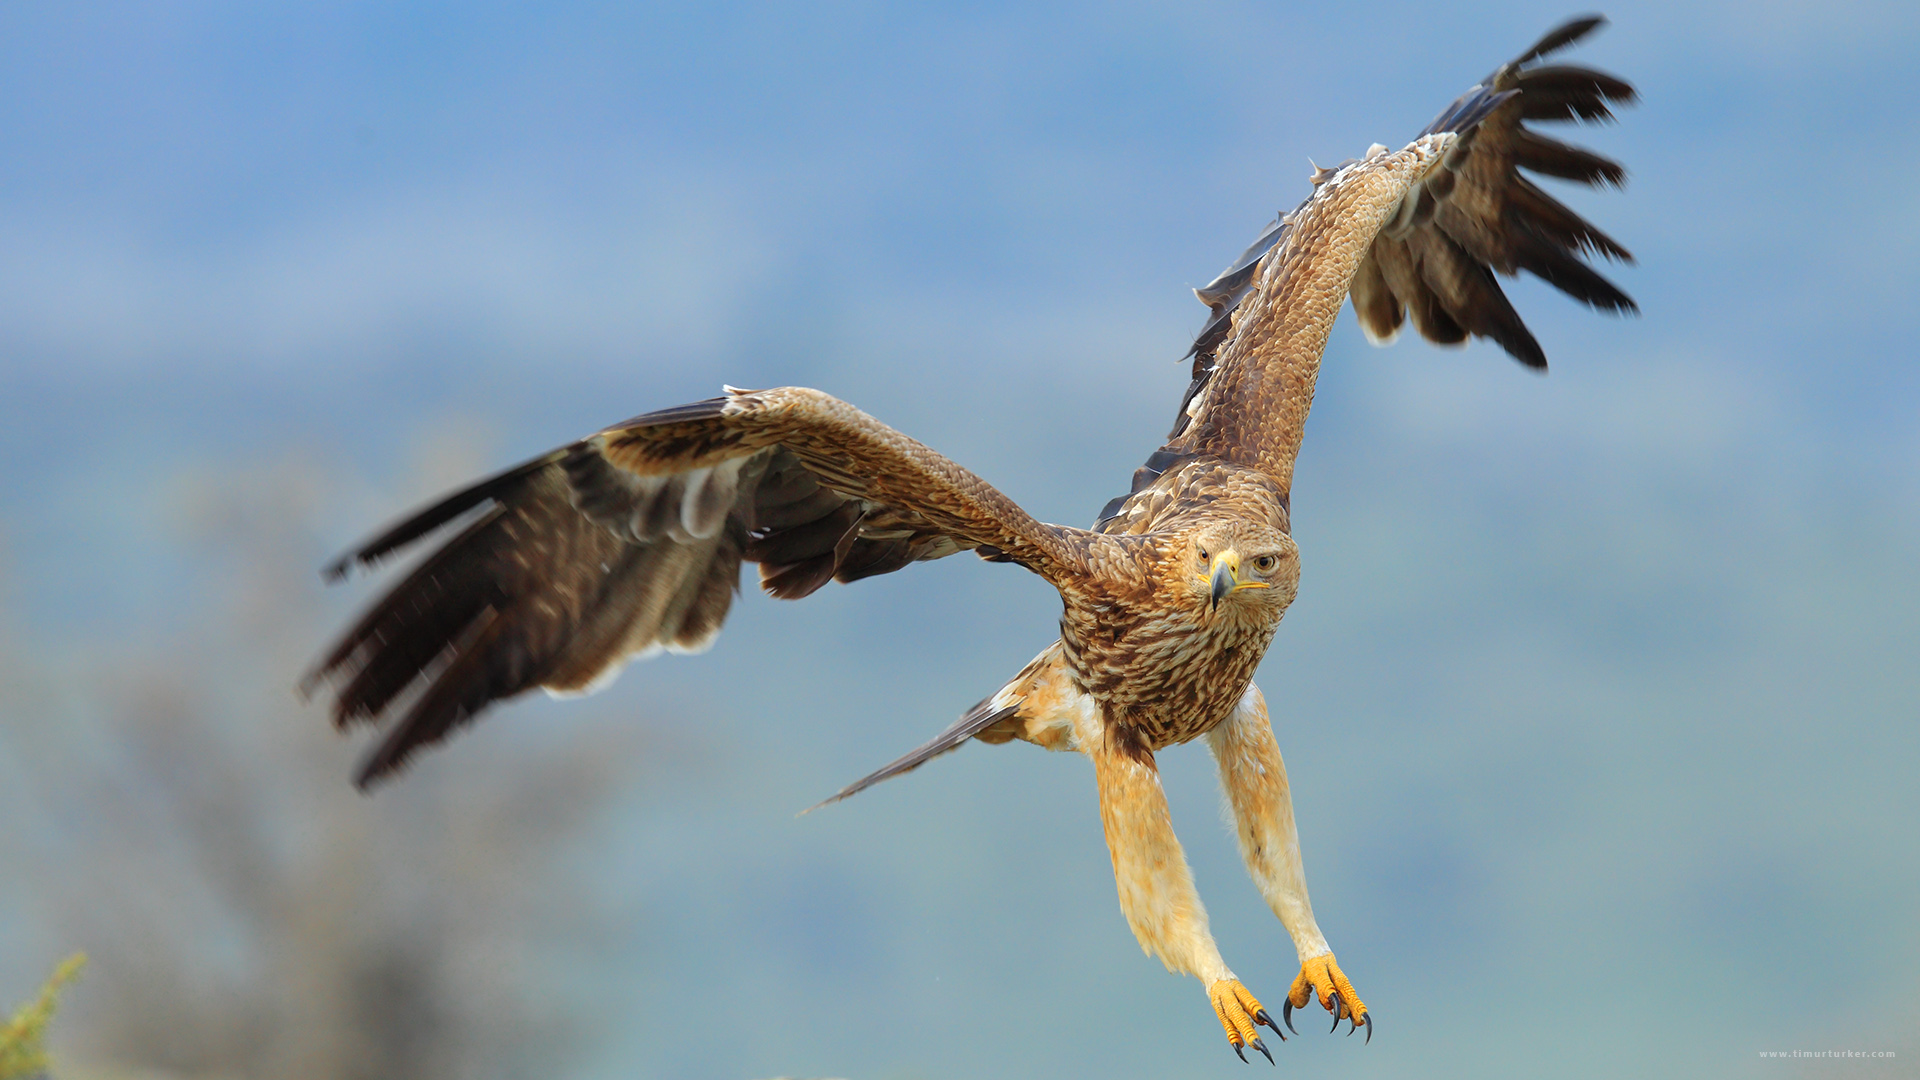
[1207,683,1371,1041]
[1077,707,1284,1061]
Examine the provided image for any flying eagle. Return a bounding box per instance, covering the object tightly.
[305,17,1633,1061]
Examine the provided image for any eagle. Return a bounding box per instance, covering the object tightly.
[304,16,1634,1062]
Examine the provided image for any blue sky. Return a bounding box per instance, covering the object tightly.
[1,3,1917,1078]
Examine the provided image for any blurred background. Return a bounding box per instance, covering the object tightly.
[1,2,1915,1078]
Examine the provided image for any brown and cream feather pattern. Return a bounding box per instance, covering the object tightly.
[1055,462,1294,750]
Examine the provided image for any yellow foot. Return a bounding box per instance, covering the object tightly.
[1207,978,1286,1063]
[1284,952,1372,1042]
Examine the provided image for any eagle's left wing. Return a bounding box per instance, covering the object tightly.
[1182,17,1632,381]
[1086,135,1466,525]
[1094,16,1633,520]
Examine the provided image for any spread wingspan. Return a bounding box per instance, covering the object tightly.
[306,20,1641,1059]
[309,17,1634,800]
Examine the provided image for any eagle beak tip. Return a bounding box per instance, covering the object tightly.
[1209,558,1237,610]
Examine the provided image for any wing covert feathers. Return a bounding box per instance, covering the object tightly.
[598,387,1095,585]
[1170,138,1459,492]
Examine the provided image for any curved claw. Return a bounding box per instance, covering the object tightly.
[1253,1007,1285,1041]
[1208,977,1275,1061]
[1363,1013,1374,1045]
[1288,952,1369,1040]
[1280,998,1298,1035]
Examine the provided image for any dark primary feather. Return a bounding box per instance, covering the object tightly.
[319,452,562,582]
[1357,14,1636,360]
[1510,66,1635,123]
[1513,13,1605,63]
[1510,128,1625,186]
[305,458,740,787]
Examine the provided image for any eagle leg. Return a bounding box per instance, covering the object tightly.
[1078,705,1277,1061]
[1207,683,1373,1041]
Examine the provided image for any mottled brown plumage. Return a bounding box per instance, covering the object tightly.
[306,17,1634,1061]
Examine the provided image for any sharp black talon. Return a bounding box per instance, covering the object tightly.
[1363,1013,1374,1045]
[1347,1013,1358,1036]
[1249,1036,1273,1065]
[1232,1039,1248,1063]
[1281,998,1298,1035]
[1254,1008,1285,1041]
[1328,990,1342,1032]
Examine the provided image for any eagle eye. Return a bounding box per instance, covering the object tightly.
[1255,555,1276,572]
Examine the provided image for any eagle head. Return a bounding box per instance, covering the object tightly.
[1187,520,1299,617]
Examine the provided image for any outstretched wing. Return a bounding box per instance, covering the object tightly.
[1185,16,1631,383]
[1083,135,1459,524]
[304,386,1089,787]
[1095,16,1634,529]
[1173,139,1463,490]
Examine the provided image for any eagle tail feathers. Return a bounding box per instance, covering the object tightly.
[803,696,1022,813]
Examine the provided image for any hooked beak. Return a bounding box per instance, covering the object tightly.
[1209,552,1269,610]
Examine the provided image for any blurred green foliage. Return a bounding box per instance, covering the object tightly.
[0,954,85,1080]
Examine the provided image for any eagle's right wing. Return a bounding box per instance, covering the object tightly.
[304,386,1094,787]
